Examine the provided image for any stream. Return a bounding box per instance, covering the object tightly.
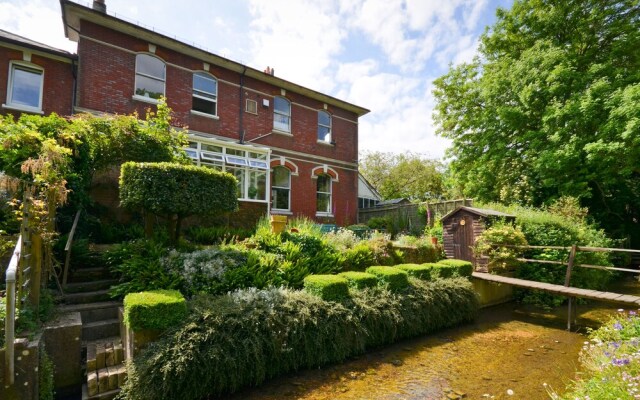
[222,279,640,400]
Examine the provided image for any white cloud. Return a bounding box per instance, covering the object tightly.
[0,0,76,52]
[246,0,346,92]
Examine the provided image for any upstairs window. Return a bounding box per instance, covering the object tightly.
[192,72,217,116]
[317,110,331,142]
[5,63,43,111]
[316,174,332,214]
[271,166,291,211]
[273,96,291,132]
[135,54,165,100]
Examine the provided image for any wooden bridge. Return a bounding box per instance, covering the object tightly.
[471,244,640,329]
[473,272,640,306]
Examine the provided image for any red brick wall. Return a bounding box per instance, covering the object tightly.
[273,158,358,226]
[0,47,74,117]
[76,21,361,227]
[76,22,360,165]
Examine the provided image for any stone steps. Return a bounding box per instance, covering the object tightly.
[68,266,114,283]
[59,301,122,324]
[64,279,119,294]
[83,319,120,342]
[63,289,112,305]
[83,339,126,400]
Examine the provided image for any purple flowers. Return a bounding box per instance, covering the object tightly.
[613,321,623,331]
[612,358,630,366]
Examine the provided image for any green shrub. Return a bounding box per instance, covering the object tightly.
[365,266,409,291]
[366,217,391,231]
[437,259,474,277]
[303,275,350,301]
[120,162,238,243]
[364,232,404,266]
[478,202,614,307]
[338,271,378,289]
[108,239,177,298]
[184,226,253,245]
[123,290,187,332]
[342,242,375,271]
[395,264,432,281]
[473,223,527,271]
[120,279,478,400]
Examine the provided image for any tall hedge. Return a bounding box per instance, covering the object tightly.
[120,162,238,242]
[120,279,478,400]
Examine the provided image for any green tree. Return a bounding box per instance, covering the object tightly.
[359,151,444,201]
[433,0,640,243]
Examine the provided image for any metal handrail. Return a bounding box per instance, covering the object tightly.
[62,210,81,288]
[4,235,22,385]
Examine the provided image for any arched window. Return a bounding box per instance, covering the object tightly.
[192,72,217,116]
[272,166,291,211]
[135,54,165,100]
[316,174,332,214]
[317,110,331,142]
[273,96,291,132]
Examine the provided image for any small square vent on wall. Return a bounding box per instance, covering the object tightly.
[262,99,270,108]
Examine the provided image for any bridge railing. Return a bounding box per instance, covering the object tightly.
[485,244,640,329]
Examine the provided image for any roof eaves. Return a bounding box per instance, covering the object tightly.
[59,0,369,116]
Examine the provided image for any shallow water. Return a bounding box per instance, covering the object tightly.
[223,279,640,400]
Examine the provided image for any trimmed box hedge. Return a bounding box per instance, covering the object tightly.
[123,290,188,332]
[120,162,238,217]
[365,266,409,291]
[394,264,432,281]
[437,259,474,278]
[338,271,378,289]
[303,275,350,301]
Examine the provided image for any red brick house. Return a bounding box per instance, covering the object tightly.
[0,29,76,118]
[0,1,370,227]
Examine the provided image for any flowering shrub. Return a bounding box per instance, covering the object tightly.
[473,223,528,271]
[551,309,640,399]
[324,228,359,250]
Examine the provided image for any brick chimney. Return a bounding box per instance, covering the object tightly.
[93,0,106,13]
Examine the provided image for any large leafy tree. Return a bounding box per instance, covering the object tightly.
[433,0,640,241]
[359,151,444,201]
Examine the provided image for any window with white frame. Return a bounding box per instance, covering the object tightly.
[316,174,332,214]
[187,140,269,201]
[192,72,217,116]
[317,110,331,142]
[5,62,43,111]
[271,166,291,211]
[273,96,291,132]
[135,54,165,100]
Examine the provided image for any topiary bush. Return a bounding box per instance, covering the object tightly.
[119,162,238,244]
[303,275,350,301]
[120,279,479,400]
[123,290,188,332]
[395,264,432,281]
[365,266,409,291]
[338,271,378,289]
[437,259,474,278]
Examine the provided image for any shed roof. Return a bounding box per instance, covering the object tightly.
[377,198,410,206]
[441,206,515,221]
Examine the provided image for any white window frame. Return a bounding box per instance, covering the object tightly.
[191,71,218,118]
[316,174,332,216]
[3,61,44,113]
[273,96,291,133]
[186,140,270,202]
[317,110,332,142]
[246,99,258,114]
[133,53,165,103]
[271,166,291,212]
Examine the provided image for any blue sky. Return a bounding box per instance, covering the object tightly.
[0,0,513,159]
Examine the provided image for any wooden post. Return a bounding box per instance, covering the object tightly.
[565,244,577,330]
[30,234,42,316]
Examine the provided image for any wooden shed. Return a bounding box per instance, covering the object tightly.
[441,207,515,267]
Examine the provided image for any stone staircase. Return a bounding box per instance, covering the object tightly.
[58,266,126,400]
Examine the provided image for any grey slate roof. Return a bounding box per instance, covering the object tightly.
[0,29,75,58]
